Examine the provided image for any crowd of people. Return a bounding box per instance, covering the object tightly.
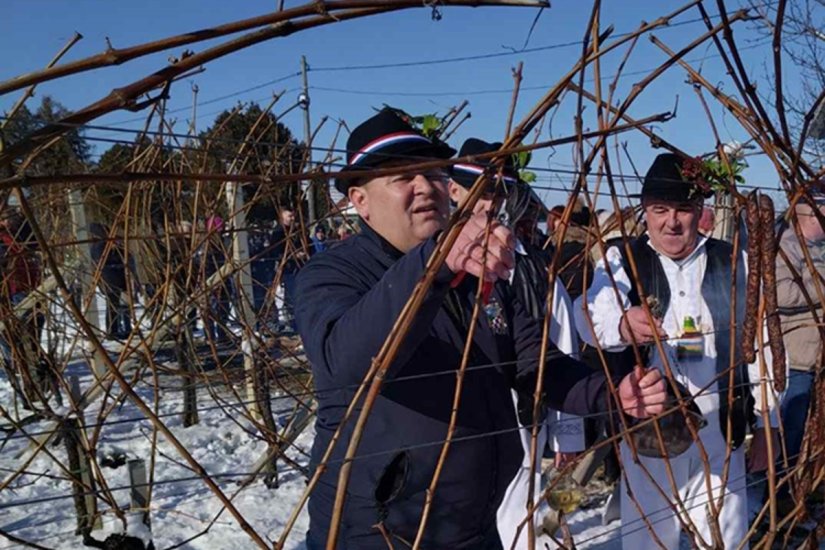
[1,106,824,549]
[293,109,823,549]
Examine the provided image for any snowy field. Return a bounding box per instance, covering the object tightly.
[0,302,623,550]
[0,355,625,550]
[0,293,820,549]
[0,356,313,549]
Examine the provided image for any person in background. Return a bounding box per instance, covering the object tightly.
[310,224,329,254]
[337,223,354,241]
[89,223,134,340]
[774,180,825,510]
[0,208,46,407]
[548,199,594,302]
[248,217,278,332]
[698,205,716,236]
[447,139,586,549]
[272,206,308,333]
[547,205,564,235]
[198,215,232,343]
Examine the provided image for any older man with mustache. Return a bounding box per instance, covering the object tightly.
[575,153,781,549]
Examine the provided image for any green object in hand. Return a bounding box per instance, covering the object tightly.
[683,315,697,332]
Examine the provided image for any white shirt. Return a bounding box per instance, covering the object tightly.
[574,236,780,430]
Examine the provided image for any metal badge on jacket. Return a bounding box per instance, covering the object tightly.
[484,298,508,335]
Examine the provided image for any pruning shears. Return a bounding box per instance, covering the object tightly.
[450,172,533,303]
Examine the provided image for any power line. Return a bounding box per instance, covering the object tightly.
[308,39,770,98]
[305,9,771,73]
[5,352,803,444]
[12,5,776,137]
[2,118,789,194]
[0,410,809,516]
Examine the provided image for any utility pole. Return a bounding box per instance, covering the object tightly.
[188,83,199,140]
[299,55,316,224]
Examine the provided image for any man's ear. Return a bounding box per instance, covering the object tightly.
[447,180,466,206]
[349,183,369,220]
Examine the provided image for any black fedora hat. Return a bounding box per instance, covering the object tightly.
[335,108,455,194]
[638,153,714,202]
[450,138,519,190]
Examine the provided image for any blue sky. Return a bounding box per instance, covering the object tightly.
[2,0,796,208]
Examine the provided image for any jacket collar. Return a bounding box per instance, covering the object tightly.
[358,217,405,262]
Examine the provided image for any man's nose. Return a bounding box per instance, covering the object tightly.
[412,173,438,194]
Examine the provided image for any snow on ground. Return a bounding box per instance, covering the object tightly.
[1,293,818,548]
[1,331,627,550]
[0,344,665,550]
[1,290,312,549]
[0,354,312,550]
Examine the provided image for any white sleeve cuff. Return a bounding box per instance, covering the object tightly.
[545,409,586,452]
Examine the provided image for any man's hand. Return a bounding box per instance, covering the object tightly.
[748,428,780,473]
[554,452,578,470]
[445,211,515,282]
[618,366,668,419]
[619,306,667,344]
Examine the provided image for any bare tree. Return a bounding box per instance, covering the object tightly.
[745,0,825,166]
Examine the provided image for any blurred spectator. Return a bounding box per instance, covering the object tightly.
[197,215,233,343]
[337,223,354,241]
[247,219,278,331]
[271,207,308,333]
[90,223,133,339]
[0,208,47,407]
[549,199,594,301]
[774,184,825,504]
[698,205,716,236]
[311,224,329,254]
[547,205,565,235]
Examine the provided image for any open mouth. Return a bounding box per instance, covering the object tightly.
[413,205,440,215]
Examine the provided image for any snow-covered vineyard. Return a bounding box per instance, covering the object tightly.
[0,307,614,549]
[3,1,825,549]
[0,295,622,549]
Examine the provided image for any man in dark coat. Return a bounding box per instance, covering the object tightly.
[247,219,278,331]
[197,216,232,343]
[272,206,307,332]
[89,223,133,339]
[295,108,667,549]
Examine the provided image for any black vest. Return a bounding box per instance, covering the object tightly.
[615,236,753,449]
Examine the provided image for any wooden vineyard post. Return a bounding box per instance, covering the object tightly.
[67,188,107,379]
[177,329,199,427]
[65,375,102,535]
[128,458,153,542]
[225,180,260,420]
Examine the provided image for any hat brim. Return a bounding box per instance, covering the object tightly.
[632,184,714,203]
[335,141,455,194]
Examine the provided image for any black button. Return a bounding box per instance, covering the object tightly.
[679,291,686,297]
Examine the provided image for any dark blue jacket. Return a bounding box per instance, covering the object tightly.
[295,223,611,549]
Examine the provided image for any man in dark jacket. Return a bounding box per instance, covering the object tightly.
[272,206,307,333]
[295,108,667,549]
[89,223,133,339]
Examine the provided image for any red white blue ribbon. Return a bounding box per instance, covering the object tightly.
[453,163,518,184]
[349,132,431,166]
